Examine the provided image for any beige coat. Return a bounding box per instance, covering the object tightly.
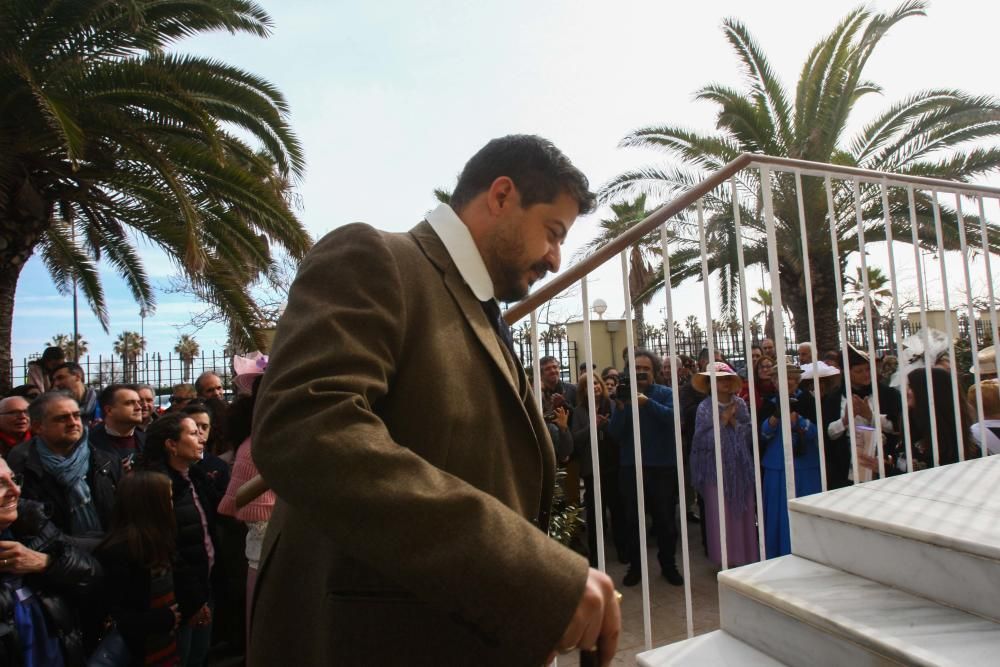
[249,221,588,666]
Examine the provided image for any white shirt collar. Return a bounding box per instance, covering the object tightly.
[426,203,495,302]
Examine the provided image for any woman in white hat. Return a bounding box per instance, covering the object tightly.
[689,363,759,567]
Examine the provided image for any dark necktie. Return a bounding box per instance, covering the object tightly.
[481,299,515,357]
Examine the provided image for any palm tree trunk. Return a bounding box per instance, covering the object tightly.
[0,260,25,393]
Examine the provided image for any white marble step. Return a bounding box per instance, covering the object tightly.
[719,554,1000,666]
[636,630,786,666]
[788,455,1000,622]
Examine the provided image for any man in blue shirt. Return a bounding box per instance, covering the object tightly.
[610,349,683,587]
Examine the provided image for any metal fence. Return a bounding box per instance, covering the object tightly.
[503,153,1000,652]
[9,350,234,394]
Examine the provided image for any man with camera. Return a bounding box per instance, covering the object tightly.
[609,349,683,587]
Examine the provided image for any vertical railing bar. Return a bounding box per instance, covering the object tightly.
[977,196,1000,360]
[793,170,828,492]
[731,177,767,561]
[761,166,796,506]
[621,250,653,650]
[530,311,542,412]
[932,192,960,463]
[696,200,728,571]
[824,176,860,485]
[908,187,938,468]
[882,183,915,474]
[954,194,981,458]
[580,277,606,573]
[853,180,885,480]
[659,223,694,639]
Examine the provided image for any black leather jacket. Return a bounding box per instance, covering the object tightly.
[0,500,103,666]
[7,436,122,547]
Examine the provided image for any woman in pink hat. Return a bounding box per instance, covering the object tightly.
[217,353,273,654]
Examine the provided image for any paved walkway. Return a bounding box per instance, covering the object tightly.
[558,517,723,666]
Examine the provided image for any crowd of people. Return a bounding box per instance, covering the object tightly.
[0,347,272,666]
[538,334,1000,581]
[1,331,997,665]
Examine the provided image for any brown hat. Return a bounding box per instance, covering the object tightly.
[973,345,996,375]
[692,362,742,395]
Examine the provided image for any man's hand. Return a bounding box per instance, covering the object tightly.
[0,541,50,574]
[852,394,873,421]
[553,406,570,431]
[548,568,620,666]
[636,393,648,408]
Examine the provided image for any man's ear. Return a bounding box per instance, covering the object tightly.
[485,176,517,215]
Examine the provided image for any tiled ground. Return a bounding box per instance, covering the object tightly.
[558,518,723,666]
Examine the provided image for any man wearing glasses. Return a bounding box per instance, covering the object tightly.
[0,397,30,457]
[166,383,197,413]
[7,392,121,550]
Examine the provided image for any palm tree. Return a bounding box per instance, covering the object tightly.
[46,333,88,360]
[0,0,311,391]
[114,331,145,383]
[601,1,1000,353]
[174,334,201,383]
[575,196,699,333]
[844,266,893,321]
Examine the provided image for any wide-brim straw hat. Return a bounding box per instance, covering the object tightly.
[233,351,268,395]
[800,361,841,380]
[846,342,870,367]
[692,362,742,395]
[973,345,996,375]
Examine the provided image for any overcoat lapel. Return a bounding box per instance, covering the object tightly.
[410,222,543,439]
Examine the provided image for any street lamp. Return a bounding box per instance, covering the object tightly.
[592,298,608,320]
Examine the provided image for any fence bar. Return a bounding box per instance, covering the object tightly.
[882,184,915,474]
[579,277,606,573]
[659,223,694,639]
[825,176,861,485]
[907,187,939,468]
[621,250,653,650]
[955,195,987,457]
[695,200,729,571]
[761,166,797,503]
[977,197,1000,356]
[729,179,767,561]
[530,311,542,411]
[930,192,964,462]
[793,171,828,492]
[852,180,885,480]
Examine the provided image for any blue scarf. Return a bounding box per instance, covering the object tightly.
[36,431,102,535]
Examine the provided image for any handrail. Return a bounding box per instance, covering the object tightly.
[503,152,1000,324]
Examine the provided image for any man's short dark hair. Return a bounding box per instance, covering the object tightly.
[50,361,84,382]
[28,391,77,423]
[449,135,595,215]
[41,346,65,363]
[539,355,559,367]
[98,383,138,412]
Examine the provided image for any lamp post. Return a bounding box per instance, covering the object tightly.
[592,298,608,320]
[140,308,148,385]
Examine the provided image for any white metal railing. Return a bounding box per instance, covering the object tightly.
[508,153,1000,653]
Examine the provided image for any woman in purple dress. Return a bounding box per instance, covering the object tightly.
[690,362,759,568]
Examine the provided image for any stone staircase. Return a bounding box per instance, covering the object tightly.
[638,455,1000,666]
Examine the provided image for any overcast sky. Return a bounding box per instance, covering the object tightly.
[11,0,1000,365]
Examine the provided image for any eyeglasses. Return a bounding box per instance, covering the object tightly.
[0,409,28,418]
[0,473,23,492]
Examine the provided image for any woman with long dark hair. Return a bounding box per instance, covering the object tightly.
[140,414,218,667]
[902,367,978,470]
[97,471,180,666]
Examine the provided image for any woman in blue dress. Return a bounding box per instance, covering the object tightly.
[761,365,822,559]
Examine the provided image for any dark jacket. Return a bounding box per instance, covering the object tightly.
[571,396,617,478]
[821,382,903,489]
[7,436,122,546]
[609,383,678,467]
[146,462,218,622]
[88,423,146,462]
[95,541,177,666]
[0,500,103,667]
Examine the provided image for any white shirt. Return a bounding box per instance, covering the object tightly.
[970,420,1000,455]
[425,203,496,303]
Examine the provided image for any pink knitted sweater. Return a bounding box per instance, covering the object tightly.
[218,437,275,523]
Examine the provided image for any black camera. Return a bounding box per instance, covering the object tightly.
[616,376,631,402]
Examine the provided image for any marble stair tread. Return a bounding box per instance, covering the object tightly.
[636,630,786,666]
[719,554,1000,666]
[788,455,1000,560]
